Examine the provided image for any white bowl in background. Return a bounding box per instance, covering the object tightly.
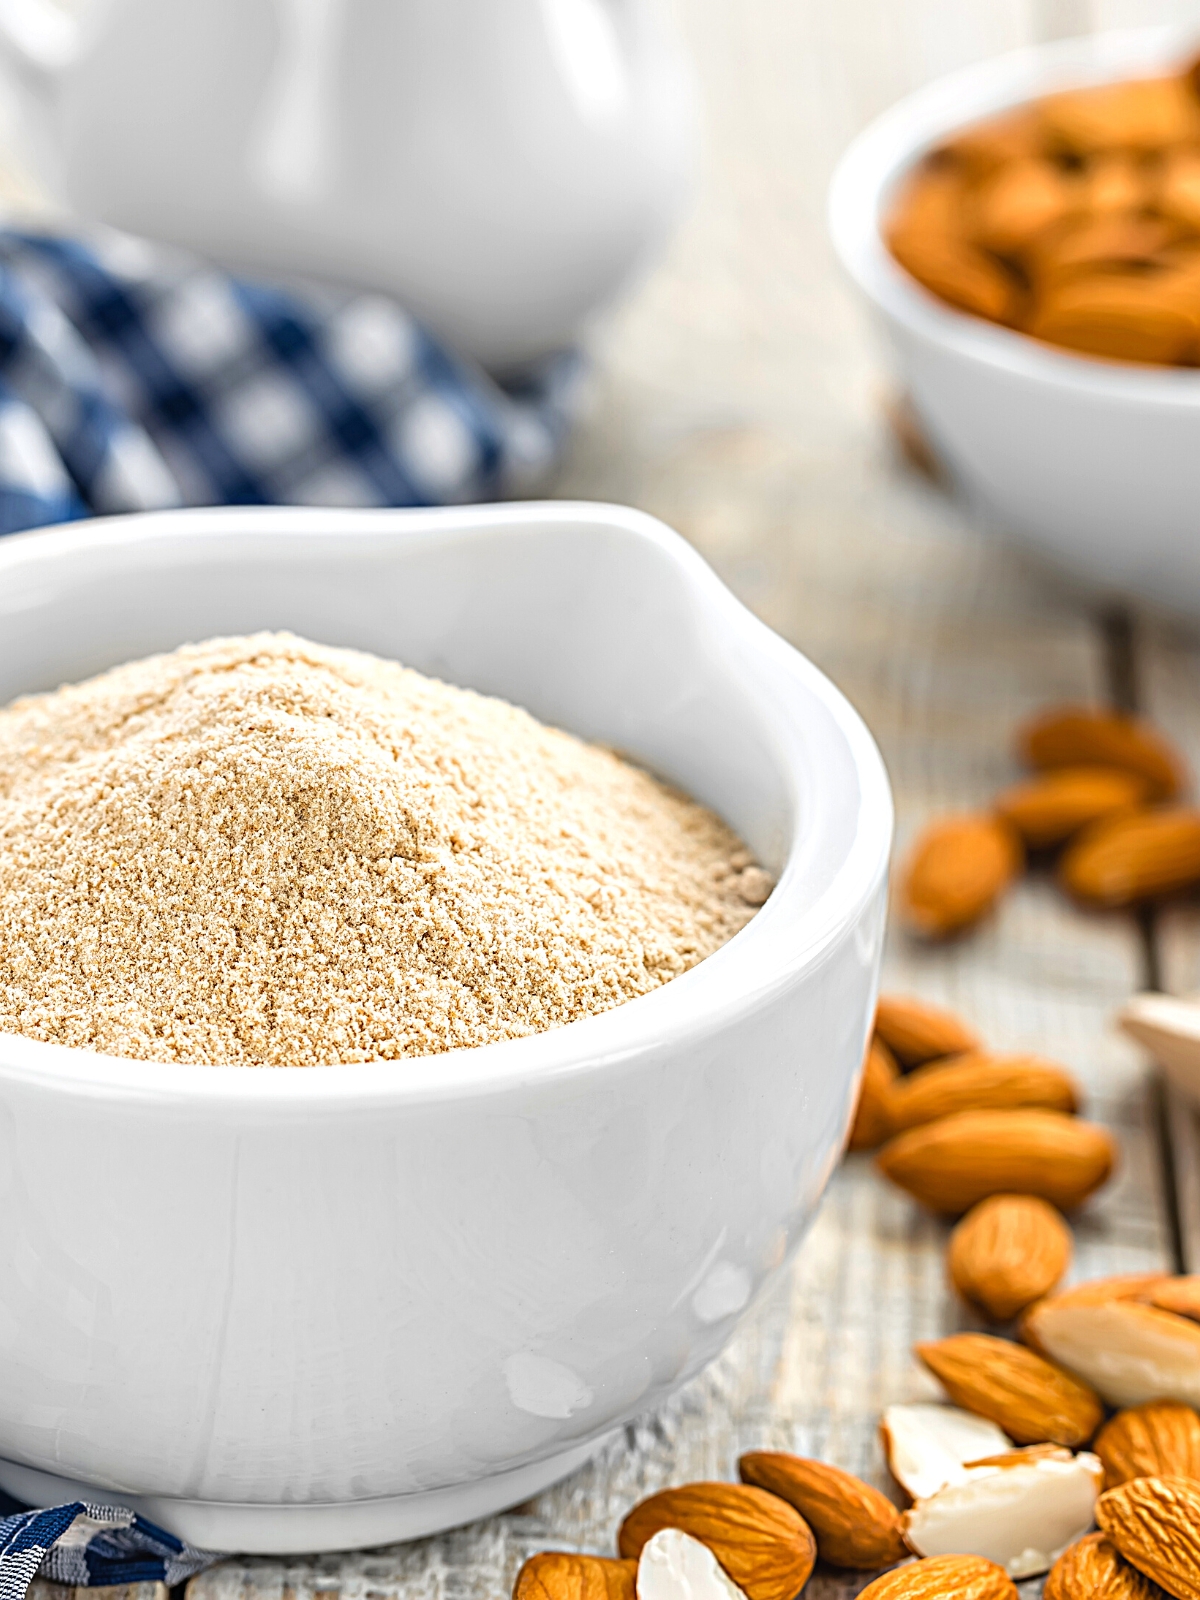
[0,502,892,1553]
[829,27,1200,619]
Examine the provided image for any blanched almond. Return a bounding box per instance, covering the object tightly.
[1023,1293,1200,1409]
[1044,1532,1168,1600]
[1018,707,1186,802]
[994,766,1149,849]
[886,1052,1080,1133]
[1096,1475,1200,1599]
[948,1195,1072,1322]
[898,814,1023,938]
[880,1403,1012,1501]
[1061,810,1200,906]
[516,1554,638,1600]
[1095,1403,1200,1489]
[874,995,980,1067]
[848,1037,898,1152]
[916,1332,1103,1447]
[737,1452,906,1570]
[617,1484,815,1600]
[855,1554,1017,1600]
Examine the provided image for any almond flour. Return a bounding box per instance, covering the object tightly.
[0,633,768,1066]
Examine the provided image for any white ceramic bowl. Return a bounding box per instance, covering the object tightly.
[0,502,891,1554]
[829,27,1200,619]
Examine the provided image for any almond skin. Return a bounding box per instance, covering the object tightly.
[737,1452,906,1570]
[855,1554,1017,1600]
[876,1109,1115,1215]
[995,766,1150,849]
[848,1038,898,1152]
[874,995,980,1068]
[1060,810,1200,907]
[514,1554,638,1600]
[948,1194,1073,1322]
[1095,1404,1200,1489]
[1149,1280,1200,1324]
[1017,706,1187,801]
[617,1484,815,1600]
[1096,1475,1200,1599]
[916,1332,1104,1447]
[885,1051,1080,1133]
[1044,1532,1167,1600]
[898,814,1023,938]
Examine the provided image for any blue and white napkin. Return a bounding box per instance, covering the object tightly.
[0,1495,218,1598]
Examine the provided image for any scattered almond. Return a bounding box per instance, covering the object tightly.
[994,765,1149,849]
[737,1452,906,1570]
[915,1332,1103,1446]
[885,1051,1080,1133]
[516,1554,638,1600]
[1018,707,1186,801]
[902,1446,1103,1578]
[854,1553,1018,1600]
[874,994,980,1067]
[876,1109,1115,1214]
[617,1485,815,1600]
[1150,1280,1200,1323]
[948,1194,1073,1322]
[1060,810,1200,906]
[1023,1292,1200,1408]
[1095,1403,1200,1489]
[1096,1475,1200,1599]
[849,1038,898,1152]
[897,814,1023,938]
[1044,1532,1168,1600]
[636,1530,748,1600]
[880,1403,1012,1501]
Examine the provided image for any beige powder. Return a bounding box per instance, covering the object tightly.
[0,633,769,1066]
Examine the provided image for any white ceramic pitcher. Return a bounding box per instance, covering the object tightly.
[0,0,696,370]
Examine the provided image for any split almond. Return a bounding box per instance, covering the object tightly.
[916,1332,1103,1447]
[617,1484,815,1600]
[1061,810,1200,907]
[898,814,1023,938]
[855,1554,1017,1600]
[874,994,980,1068]
[1096,1475,1200,1599]
[876,1109,1115,1214]
[1023,1292,1200,1408]
[1044,1532,1168,1600]
[995,766,1149,849]
[1095,1402,1200,1489]
[885,1052,1080,1133]
[516,1554,638,1600]
[636,1531,748,1600]
[902,1447,1103,1578]
[1017,707,1186,801]
[848,1038,898,1152]
[948,1194,1072,1322]
[880,1403,1012,1501]
[737,1452,906,1570]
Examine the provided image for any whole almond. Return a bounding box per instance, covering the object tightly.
[916,1332,1104,1447]
[1095,1404,1200,1490]
[874,994,980,1068]
[1096,1475,1200,1599]
[1044,1533,1167,1600]
[898,814,1023,938]
[1060,810,1200,907]
[855,1554,1017,1600]
[995,766,1149,849]
[876,1109,1115,1215]
[515,1554,638,1600]
[617,1484,815,1600]
[886,1052,1080,1133]
[737,1452,906,1570]
[948,1194,1073,1322]
[1149,1280,1200,1324]
[848,1038,898,1152]
[1017,707,1186,801]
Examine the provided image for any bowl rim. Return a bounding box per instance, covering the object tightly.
[827,22,1200,405]
[0,501,893,1107]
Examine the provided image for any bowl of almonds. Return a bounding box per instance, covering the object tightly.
[829,26,1200,618]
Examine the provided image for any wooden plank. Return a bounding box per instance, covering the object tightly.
[28,1584,166,1600]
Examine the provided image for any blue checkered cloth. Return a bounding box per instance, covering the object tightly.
[0,227,581,533]
[0,1493,217,1598]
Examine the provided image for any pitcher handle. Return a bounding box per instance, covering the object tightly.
[0,0,78,80]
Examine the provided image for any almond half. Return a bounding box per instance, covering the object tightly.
[948,1194,1072,1322]
[886,1052,1080,1133]
[916,1332,1103,1447]
[516,1554,638,1600]
[873,995,980,1067]
[1095,1402,1200,1489]
[636,1530,748,1600]
[737,1452,906,1570]
[1044,1532,1167,1600]
[855,1554,1017,1600]
[1096,1475,1200,1599]
[1023,1292,1200,1408]
[617,1484,815,1600]
[880,1403,1012,1501]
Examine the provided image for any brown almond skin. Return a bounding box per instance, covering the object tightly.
[514,1554,638,1600]
[1044,1532,1168,1600]
[874,994,980,1068]
[995,765,1149,849]
[916,1331,1104,1446]
[1095,1404,1200,1489]
[876,1108,1115,1215]
[1018,706,1187,801]
[1061,810,1200,907]
[898,813,1023,938]
[617,1483,816,1600]
[948,1194,1073,1322]
[1149,1279,1200,1323]
[1097,1475,1200,1599]
[737,1452,906,1571]
[885,1051,1080,1133]
[848,1038,898,1152]
[855,1554,1017,1600]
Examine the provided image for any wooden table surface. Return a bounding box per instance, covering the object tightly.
[24,1,1200,1598]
